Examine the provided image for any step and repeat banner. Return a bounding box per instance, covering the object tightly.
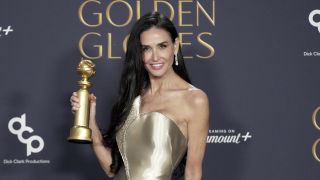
[1,0,320,179]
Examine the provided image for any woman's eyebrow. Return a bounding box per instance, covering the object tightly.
[158,41,169,45]
[141,41,169,47]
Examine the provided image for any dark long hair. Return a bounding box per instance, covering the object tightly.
[103,12,191,179]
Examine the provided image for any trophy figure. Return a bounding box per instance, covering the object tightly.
[68,59,96,143]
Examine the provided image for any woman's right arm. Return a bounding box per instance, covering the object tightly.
[70,92,115,177]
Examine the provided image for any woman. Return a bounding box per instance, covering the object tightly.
[70,12,209,180]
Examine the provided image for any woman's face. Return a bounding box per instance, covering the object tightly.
[140,27,179,78]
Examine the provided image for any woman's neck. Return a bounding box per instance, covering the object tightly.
[148,68,179,96]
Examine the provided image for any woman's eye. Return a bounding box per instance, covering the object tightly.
[159,44,167,49]
[142,47,150,52]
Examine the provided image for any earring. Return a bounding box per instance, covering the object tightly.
[174,54,178,66]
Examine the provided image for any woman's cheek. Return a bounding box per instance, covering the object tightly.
[143,53,151,63]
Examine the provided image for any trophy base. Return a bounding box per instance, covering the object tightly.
[68,126,92,144]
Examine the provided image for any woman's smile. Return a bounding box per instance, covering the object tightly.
[149,63,165,70]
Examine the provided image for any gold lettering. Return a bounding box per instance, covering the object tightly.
[312,138,320,162]
[178,0,193,27]
[136,0,141,19]
[79,32,102,59]
[197,0,215,26]
[77,1,217,60]
[79,0,102,27]
[312,106,320,130]
[106,0,133,27]
[179,32,193,59]
[108,33,121,59]
[196,32,215,59]
[154,0,174,20]
[312,106,320,162]
[123,34,130,53]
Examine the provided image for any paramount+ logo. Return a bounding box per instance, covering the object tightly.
[8,114,44,157]
[312,107,320,162]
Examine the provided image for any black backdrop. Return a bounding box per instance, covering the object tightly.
[1,0,320,179]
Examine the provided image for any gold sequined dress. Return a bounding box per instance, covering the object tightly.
[114,96,188,180]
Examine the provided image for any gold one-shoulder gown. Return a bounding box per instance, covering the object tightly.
[114,96,187,180]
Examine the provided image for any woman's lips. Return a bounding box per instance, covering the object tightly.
[150,63,164,70]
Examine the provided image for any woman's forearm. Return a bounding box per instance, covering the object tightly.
[90,120,115,177]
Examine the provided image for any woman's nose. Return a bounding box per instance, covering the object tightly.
[151,50,160,61]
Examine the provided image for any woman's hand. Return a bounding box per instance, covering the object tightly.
[70,92,97,128]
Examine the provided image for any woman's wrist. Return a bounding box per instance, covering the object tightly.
[89,120,103,145]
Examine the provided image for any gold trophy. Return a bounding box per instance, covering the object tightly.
[68,59,96,143]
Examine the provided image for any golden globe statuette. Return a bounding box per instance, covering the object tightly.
[68,59,96,143]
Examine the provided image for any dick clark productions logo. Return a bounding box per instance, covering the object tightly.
[309,9,320,33]
[8,114,44,156]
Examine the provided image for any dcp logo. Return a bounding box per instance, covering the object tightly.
[8,113,44,156]
[309,9,320,33]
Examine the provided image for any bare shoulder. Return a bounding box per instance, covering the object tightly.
[186,87,209,108]
[183,86,209,122]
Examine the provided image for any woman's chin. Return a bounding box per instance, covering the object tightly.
[149,72,165,78]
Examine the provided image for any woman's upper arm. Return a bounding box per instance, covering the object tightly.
[185,90,209,178]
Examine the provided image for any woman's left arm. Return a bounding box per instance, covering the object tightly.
[185,90,209,180]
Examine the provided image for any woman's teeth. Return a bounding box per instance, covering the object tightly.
[152,64,162,67]
[150,63,164,70]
